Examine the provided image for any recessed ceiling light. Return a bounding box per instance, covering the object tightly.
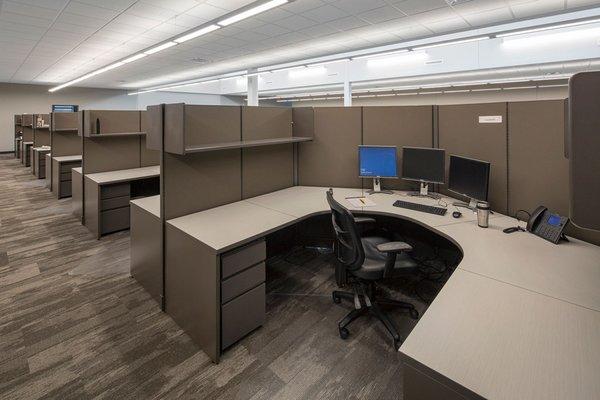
[122,54,147,63]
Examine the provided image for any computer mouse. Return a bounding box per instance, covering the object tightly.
[452,211,462,218]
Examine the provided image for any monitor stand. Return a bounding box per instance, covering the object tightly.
[366,177,393,195]
[453,198,478,211]
[407,182,441,200]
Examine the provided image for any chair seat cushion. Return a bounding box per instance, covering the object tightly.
[352,236,418,280]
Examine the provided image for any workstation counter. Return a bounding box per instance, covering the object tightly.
[163,184,600,400]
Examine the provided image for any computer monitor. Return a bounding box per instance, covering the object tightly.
[401,147,445,198]
[358,145,398,194]
[448,155,491,209]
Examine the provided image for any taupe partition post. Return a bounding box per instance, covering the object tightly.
[362,106,434,190]
[569,72,600,233]
[438,103,509,213]
[298,107,363,188]
[33,113,51,147]
[241,106,294,198]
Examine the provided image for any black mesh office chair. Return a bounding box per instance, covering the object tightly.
[326,189,419,350]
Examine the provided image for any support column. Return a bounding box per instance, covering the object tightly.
[247,71,259,106]
[343,79,352,107]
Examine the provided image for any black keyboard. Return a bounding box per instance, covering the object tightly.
[393,200,447,216]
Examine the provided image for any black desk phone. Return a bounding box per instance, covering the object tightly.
[526,206,569,244]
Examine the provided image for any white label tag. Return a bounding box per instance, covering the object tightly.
[479,115,503,123]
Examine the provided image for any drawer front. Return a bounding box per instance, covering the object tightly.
[59,161,80,173]
[221,262,265,304]
[101,195,130,211]
[100,207,130,235]
[101,183,130,199]
[59,181,72,197]
[221,283,265,350]
[221,240,266,279]
[60,172,72,182]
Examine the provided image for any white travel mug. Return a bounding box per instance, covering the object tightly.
[476,201,490,228]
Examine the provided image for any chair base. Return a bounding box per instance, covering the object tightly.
[332,283,419,350]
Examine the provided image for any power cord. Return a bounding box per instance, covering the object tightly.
[503,209,531,234]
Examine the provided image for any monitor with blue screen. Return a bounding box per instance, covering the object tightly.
[359,146,398,194]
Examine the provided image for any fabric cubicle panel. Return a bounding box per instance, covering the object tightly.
[241,107,294,199]
[508,100,600,245]
[508,100,569,216]
[438,103,509,214]
[83,136,141,174]
[298,107,362,189]
[140,136,160,167]
[569,72,600,233]
[362,106,434,190]
[51,112,81,158]
[81,110,140,136]
[162,104,242,220]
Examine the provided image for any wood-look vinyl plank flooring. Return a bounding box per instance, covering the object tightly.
[0,154,430,400]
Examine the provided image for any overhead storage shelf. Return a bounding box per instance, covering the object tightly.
[184,136,313,154]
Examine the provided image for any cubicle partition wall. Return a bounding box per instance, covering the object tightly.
[79,110,159,238]
[14,115,22,158]
[33,113,51,147]
[31,114,51,178]
[362,106,434,190]
[298,107,363,188]
[569,72,600,233]
[143,104,312,361]
[20,114,34,166]
[437,103,509,214]
[50,112,82,197]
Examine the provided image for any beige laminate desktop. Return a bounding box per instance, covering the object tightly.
[163,185,600,400]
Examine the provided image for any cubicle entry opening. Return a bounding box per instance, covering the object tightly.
[215,211,463,355]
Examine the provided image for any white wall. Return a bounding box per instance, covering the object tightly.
[289,86,568,107]
[0,83,244,152]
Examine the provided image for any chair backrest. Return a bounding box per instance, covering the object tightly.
[326,189,365,270]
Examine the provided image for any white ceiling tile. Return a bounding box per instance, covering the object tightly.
[301,4,350,23]
[357,6,406,24]
[389,0,449,15]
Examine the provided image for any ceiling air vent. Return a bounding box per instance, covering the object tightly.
[190,58,210,64]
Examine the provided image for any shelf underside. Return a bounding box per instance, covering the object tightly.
[184,136,313,154]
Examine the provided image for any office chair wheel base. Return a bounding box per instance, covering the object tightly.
[339,327,350,340]
[332,293,341,304]
[409,308,419,320]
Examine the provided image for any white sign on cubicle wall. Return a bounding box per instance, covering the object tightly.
[478,116,503,124]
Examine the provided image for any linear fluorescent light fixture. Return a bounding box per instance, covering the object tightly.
[412,36,489,50]
[122,53,147,63]
[496,17,600,38]
[175,24,220,43]
[306,58,350,67]
[218,0,289,26]
[144,41,177,55]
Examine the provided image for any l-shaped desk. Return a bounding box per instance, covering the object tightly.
[163,186,600,399]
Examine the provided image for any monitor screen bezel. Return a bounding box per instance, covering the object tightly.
[401,146,446,185]
[448,154,491,202]
[358,145,399,179]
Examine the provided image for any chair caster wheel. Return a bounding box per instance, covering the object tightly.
[394,338,401,351]
[409,308,419,320]
[332,293,341,304]
[339,327,349,340]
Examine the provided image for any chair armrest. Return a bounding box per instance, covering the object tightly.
[376,241,413,254]
[354,217,376,224]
